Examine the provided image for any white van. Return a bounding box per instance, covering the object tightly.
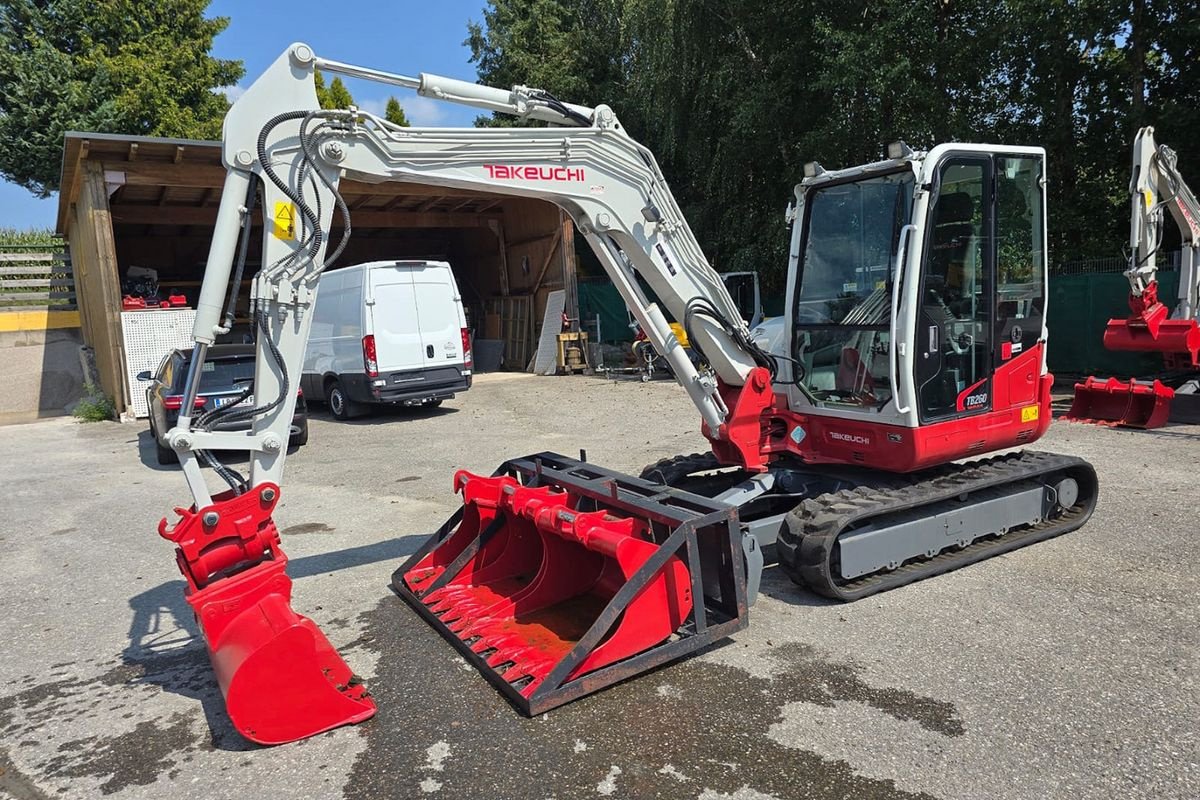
[302,260,472,419]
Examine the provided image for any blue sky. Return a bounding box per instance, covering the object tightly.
[0,1,489,230]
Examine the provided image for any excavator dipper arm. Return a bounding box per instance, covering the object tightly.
[1105,126,1200,365]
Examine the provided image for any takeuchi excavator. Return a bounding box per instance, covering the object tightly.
[156,44,1098,744]
[1068,126,1200,428]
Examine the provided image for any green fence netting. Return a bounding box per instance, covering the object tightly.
[1047,270,1178,377]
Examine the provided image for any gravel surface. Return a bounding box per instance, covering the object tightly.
[0,372,1196,799]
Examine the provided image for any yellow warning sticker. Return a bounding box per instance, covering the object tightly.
[272,201,296,240]
[1021,404,1039,423]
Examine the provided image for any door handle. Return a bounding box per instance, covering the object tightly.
[426,344,435,358]
[889,223,915,413]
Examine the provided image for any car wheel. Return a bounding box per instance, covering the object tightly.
[326,379,361,421]
[290,419,309,447]
[155,437,178,465]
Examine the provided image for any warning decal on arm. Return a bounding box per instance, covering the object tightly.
[272,201,296,240]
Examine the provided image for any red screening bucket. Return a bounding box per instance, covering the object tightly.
[394,453,748,715]
[1065,377,1174,429]
[160,485,376,745]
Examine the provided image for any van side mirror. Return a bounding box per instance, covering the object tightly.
[136,370,153,382]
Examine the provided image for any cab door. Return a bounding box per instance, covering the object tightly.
[913,151,1047,421]
[914,156,993,420]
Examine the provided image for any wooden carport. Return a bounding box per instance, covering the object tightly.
[56,132,578,414]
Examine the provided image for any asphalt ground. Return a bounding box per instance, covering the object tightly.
[0,372,1196,799]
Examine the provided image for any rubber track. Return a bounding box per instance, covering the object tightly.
[775,450,1099,601]
[640,452,722,485]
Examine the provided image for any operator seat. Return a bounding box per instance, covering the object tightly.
[929,192,975,303]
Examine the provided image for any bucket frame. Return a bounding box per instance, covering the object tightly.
[392,452,748,716]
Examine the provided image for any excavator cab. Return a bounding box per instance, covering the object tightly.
[783,147,1052,466]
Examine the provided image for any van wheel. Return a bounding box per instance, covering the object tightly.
[155,437,178,465]
[326,380,361,421]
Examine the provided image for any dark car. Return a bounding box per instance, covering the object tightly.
[140,344,308,465]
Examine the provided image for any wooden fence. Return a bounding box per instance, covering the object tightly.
[0,243,76,312]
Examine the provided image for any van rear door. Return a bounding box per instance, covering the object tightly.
[411,263,464,366]
[367,265,424,372]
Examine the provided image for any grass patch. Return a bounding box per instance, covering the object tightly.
[73,382,115,422]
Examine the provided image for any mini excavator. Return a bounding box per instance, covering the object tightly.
[155,45,1098,744]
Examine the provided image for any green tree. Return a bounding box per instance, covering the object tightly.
[385,96,410,126]
[470,0,1198,282]
[466,0,625,126]
[0,0,243,197]
[314,70,357,109]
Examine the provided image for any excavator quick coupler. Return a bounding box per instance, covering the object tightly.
[159,484,376,745]
[1065,376,1174,429]
[394,452,748,715]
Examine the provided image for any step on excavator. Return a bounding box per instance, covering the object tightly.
[1067,126,1200,428]
[155,44,1098,744]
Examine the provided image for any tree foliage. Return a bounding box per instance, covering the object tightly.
[385,97,410,127]
[0,0,243,197]
[314,70,354,110]
[468,0,1200,290]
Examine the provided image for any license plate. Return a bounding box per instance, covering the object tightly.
[214,395,252,408]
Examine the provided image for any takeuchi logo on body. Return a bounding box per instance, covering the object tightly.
[484,165,586,181]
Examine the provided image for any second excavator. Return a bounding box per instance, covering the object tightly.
[154,44,1099,743]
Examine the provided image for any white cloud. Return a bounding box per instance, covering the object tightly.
[400,95,449,126]
[355,94,453,127]
[218,84,247,103]
[357,97,389,118]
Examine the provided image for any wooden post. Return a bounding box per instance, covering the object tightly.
[73,161,129,413]
[489,218,511,296]
[559,211,579,331]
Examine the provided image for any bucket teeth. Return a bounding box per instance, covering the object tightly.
[1067,376,1173,428]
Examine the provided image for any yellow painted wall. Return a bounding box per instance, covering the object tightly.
[0,310,81,333]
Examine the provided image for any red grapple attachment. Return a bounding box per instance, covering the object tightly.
[159,484,376,745]
[1065,376,1174,429]
[394,452,748,715]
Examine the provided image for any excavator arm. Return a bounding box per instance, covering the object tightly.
[167,43,772,511]
[1104,126,1200,367]
[1125,126,1200,312]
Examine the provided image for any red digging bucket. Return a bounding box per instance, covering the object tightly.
[393,453,748,715]
[160,485,376,745]
[1065,377,1174,429]
[1103,317,1200,366]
